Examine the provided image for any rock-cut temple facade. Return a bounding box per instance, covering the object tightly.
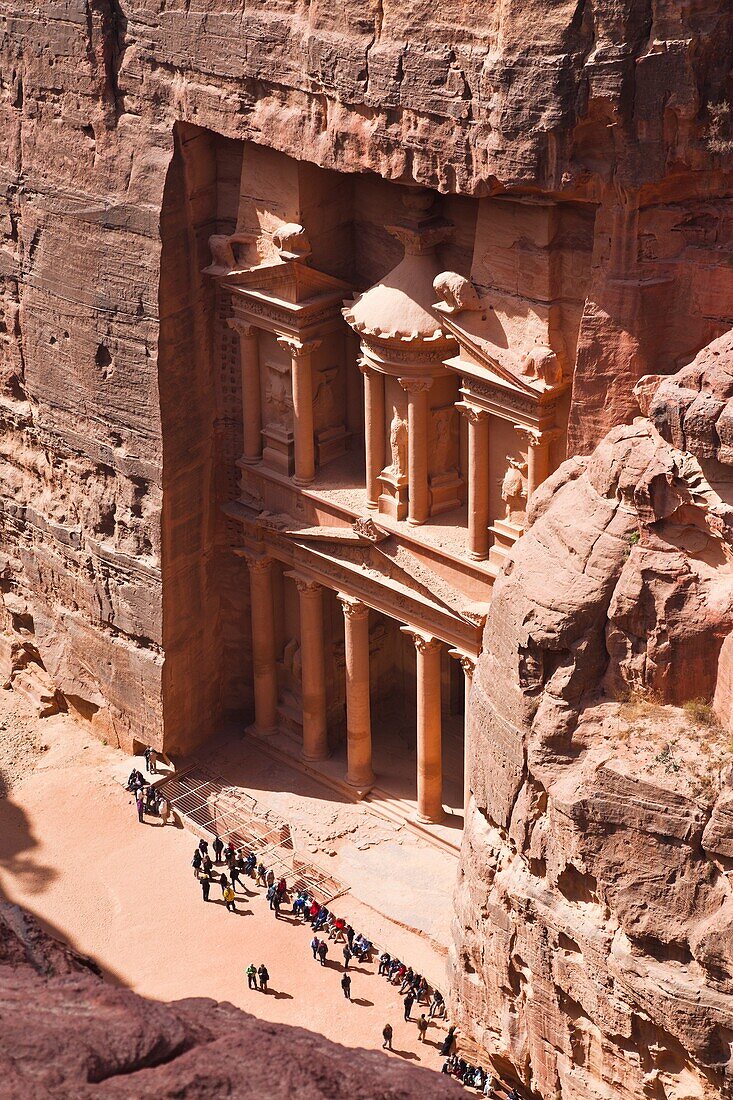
[204,155,573,825]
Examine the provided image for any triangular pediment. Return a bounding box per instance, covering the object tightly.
[279,522,479,625]
[439,312,540,398]
[224,260,350,308]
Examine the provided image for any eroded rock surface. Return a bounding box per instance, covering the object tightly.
[1,4,733,751]
[452,413,733,1097]
[0,901,459,1098]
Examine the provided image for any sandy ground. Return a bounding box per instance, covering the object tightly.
[0,694,459,1073]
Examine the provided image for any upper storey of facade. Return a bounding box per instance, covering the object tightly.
[205,143,593,655]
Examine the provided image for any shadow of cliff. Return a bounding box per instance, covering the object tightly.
[0,769,59,899]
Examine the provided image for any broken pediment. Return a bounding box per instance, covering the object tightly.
[223,259,351,310]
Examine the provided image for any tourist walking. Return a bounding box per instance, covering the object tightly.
[311,935,320,959]
[417,1014,428,1041]
[317,941,329,966]
[230,858,243,892]
[403,991,415,1020]
[246,963,257,990]
[200,874,211,903]
[213,835,224,863]
[257,964,269,992]
[342,944,352,969]
[273,894,282,919]
[340,973,351,1000]
[382,1023,393,1050]
[135,792,144,823]
[192,849,202,877]
[159,796,170,825]
[223,885,236,912]
[198,838,209,859]
[219,872,229,896]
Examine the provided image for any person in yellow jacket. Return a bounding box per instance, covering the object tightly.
[223,885,236,912]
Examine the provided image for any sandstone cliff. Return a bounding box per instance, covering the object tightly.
[0,900,459,1098]
[453,345,733,1097]
[1,2,733,750]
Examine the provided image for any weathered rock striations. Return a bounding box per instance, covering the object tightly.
[0,901,459,1098]
[452,350,733,1096]
[1,3,733,752]
[2,5,733,1098]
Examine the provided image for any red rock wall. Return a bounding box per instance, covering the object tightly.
[1,1,733,748]
[452,415,733,1097]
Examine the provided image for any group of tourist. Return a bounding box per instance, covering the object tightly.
[441,1054,518,1097]
[184,831,516,1096]
[125,768,171,825]
[126,756,518,1099]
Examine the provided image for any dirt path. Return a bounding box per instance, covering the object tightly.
[0,699,456,1072]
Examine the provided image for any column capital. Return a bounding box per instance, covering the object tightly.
[401,626,442,653]
[277,336,322,359]
[290,573,321,596]
[457,401,489,424]
[228,317,258,339]
[337,593,369,621]
[244,553,273,576]
[398,376,433,394]
[448,648,477,676]
[514,424,562,447]
[357,356,372,376]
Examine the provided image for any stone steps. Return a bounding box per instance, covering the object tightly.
[246,728,461,857]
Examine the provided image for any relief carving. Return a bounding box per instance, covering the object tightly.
[386,412,408,478]
[501,457,528,521]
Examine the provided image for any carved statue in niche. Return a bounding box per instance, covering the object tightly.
[429,406,458,477]
[501,456,528,522]
[265,365,292,428]
[279,637,302,713]
[520,343,563,387]
[387,412,408,477]
[283,637,302,683]
[314,366,339,430]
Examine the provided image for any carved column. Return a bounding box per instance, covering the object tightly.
[338,594,374,788]
[450,649,476,817]
[279,338,321,486]
[458,402,490,560]
[517,426,553,503]
[245,555,278,735]
[404,628,444,823]
[360,359,385,509]
[229,319,262,464]
[293,575,329,762]
[399,377,433,526]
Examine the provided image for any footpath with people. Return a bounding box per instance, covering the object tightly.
[126,757,523,1099]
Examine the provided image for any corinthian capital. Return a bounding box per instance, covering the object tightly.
[277,337,322,359]
[401,626,441,653]
[398,377,434,394]
[244,554,272,576]
[337,593,369,621]
[456,401,489,425]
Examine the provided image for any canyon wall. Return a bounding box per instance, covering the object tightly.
[1,5,733,1096]
[452,344,733,1098]
[1,2,733,751]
